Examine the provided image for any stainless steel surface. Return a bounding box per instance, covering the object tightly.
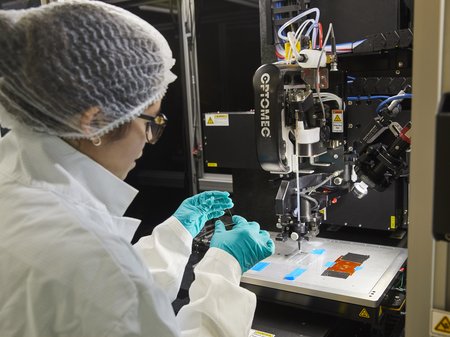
[198,173,233,192]
[241,233,407,307]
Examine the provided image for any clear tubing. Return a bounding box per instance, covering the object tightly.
[277,8,320,42]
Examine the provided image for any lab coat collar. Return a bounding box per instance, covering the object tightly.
[50,139,139,218]
[1,127,140,235]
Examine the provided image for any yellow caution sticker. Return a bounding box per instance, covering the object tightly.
[319,208,327,220]
[204,113,229,126]
[248,329,275,337]
[390,216,396,229]
[207,162,218,167]
[359,308,371,319]
[332,109,344,133]
[432,309,450,335]
[435,317,450,334]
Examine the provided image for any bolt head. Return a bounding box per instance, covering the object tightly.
[290,232,300,241]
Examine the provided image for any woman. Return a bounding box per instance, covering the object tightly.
[0,1,274,336]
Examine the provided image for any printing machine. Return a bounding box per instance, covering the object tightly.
[199,1,413,336]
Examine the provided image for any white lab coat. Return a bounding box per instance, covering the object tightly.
[0,126,256,337]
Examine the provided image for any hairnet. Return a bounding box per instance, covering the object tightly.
[0,0,176,139]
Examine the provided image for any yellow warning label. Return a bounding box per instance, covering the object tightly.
[390,216,396,229]
[205,113,230,126]
[435,316,450,333]
[207,162,218,167]
[249,329,275,337]
[359,308,370,319]
[334,114,342,122]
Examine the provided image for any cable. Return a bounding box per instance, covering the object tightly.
[318,22,323,49]
[375,93,413,113]
[313,92,343,110]
[286,19,315,63]
[315,23,334,123]
[295,141,301,224]
[295,18,314,40]
[277,8,320,42]
[347,95,390,101]
[305,170,343,195]
[299,193,319,209]
[323,39,366,54]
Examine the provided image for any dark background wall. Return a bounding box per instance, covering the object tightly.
[124,1,261,242]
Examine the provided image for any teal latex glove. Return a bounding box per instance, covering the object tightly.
[210,215,275,273]
[173,191,233,237]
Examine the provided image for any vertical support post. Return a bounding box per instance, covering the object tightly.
[178,0,202,195]
[406,0,447,336]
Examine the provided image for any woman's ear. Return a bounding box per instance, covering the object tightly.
[80,107,101,136]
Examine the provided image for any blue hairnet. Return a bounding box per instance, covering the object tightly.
[0,0,176,138]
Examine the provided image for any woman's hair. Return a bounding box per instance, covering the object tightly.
[0,0,176,139]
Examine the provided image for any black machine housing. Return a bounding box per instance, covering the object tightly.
[203,6,412,238]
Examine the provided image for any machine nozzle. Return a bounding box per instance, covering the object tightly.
[352,181,369,199]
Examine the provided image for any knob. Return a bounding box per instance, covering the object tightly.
[290,232,299,241]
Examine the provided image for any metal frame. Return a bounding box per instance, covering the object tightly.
[178,0,202,195]
[406,1,448,336]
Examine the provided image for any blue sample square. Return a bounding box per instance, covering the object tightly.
[311,249,326,255]
[251,262,270,272]
[284,268,307,280]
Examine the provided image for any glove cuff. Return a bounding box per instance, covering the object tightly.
[199,247,243,280]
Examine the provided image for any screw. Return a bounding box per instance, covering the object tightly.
[398,61,404,67]
[348,146,353,151]
[395,70,401,75]
[333,177,343,185]
[348,101,353,105]
[333,154,339,159]
[348,123,353,128]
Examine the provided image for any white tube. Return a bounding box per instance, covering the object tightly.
[296,143,301,223]
[277,8,320,42]
[295,18,315,39]
[286,20,314,63]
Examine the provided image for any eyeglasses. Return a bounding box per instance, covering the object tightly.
[138,113,168,144]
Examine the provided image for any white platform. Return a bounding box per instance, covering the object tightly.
[241,233,407,307]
